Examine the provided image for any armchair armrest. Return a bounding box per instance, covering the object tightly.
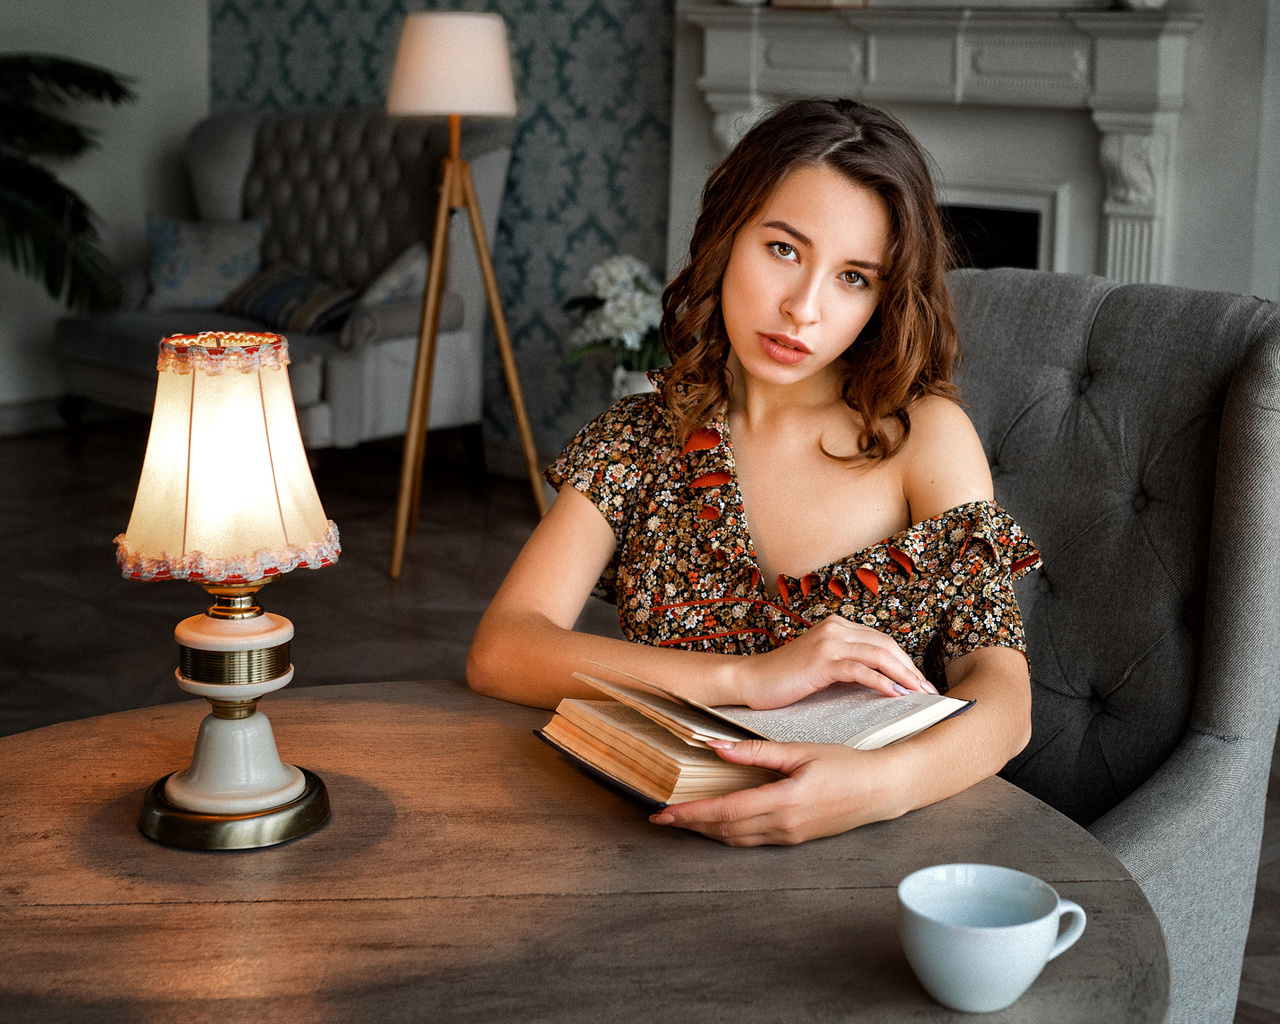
[338,293,464,351]
[1088,728,1264,885]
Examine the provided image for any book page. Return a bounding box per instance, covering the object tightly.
[574,669,968,750]
[575,675,758,745]
[559,700,724,767]
[713,685,950,745]
[544,700,781,803]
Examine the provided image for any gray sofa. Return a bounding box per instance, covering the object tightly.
[56,107,515,449]
[952,267,1280,1024]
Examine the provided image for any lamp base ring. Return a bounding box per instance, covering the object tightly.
[139,768,329,850]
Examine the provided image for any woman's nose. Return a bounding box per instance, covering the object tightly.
[780,275,821,326]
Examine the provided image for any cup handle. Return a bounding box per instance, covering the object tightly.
[1047,899,1087,961]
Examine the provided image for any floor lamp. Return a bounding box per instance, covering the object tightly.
[386,12,548,580]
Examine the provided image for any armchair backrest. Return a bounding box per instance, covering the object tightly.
[184,107,516,290]
[950,267,1280,826]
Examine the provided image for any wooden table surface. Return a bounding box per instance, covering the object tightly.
[0,680,1169,1023]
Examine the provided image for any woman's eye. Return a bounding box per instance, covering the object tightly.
[769,242,797,260]
[842,270,868,287]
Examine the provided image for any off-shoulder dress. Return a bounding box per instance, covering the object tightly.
[546,376,1041,690]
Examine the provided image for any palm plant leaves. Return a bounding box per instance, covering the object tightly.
[0,54,135,311]
[0,153,120,311]
[0,56,134,108]
[0,102,95,159]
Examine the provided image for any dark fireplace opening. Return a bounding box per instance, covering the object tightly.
[941,205,1040,271]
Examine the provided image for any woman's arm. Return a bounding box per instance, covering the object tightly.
[468,484,738,709]
[467,485,931,710]
[649,644,1030,845]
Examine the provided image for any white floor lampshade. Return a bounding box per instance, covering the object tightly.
[116,332,340,849]
[386,12,517,118]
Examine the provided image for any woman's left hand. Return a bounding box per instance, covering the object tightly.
[647,739,902,846]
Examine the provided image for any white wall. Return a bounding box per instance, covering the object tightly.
[1249,0,1280,301]
[0,0,209,427]
[1168,0,1278,300]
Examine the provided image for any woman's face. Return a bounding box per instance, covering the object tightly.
[720,163,890,392]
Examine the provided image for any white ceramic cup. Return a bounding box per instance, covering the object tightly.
[897,863,1087,1013]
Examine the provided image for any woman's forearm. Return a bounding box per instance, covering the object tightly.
[868,645,1032,819]
[466,606,746,710]
[468,604,940,713]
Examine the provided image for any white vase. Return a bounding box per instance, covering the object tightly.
[612,366,655,401]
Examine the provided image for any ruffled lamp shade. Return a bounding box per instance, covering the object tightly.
[116,333,339,584]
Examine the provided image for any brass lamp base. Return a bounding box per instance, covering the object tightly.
[139,768,330,850]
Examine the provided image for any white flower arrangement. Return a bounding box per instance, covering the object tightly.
[564,255,667,372]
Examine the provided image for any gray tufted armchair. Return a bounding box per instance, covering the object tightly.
[951,267,1280,1024]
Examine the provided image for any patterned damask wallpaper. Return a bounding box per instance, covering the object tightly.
[210,0,673,455]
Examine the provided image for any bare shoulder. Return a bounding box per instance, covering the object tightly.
[900,395,994,522]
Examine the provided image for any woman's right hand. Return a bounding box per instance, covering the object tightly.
[733,615,936,709]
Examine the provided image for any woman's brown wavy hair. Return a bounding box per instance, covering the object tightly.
[660,98,959,462]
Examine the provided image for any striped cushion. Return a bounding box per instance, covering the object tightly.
[220,262,359,334]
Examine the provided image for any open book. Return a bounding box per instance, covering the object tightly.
[537,671,973,809]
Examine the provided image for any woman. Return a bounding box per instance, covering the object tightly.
[468,99,1039,846]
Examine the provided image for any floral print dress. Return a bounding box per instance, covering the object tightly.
[545,374,1041,691]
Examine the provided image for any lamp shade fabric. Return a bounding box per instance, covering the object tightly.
[116,333,339,584]
[386,12,517,117]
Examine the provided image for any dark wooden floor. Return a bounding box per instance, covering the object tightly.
[3,416,1276,1021]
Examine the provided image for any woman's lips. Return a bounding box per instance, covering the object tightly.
[759,332,810,365]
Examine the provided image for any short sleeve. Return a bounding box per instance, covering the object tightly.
[935,506,1041,665]
[544,393,667,603]
[544,393,664,536]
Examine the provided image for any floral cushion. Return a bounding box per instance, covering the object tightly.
[144,218,263,310]
[359,242,427,306]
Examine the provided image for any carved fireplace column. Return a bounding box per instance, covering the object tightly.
[1076,13,1196,283]
[1092,112,1176,283]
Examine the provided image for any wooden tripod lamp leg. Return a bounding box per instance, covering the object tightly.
[460,162,549,518]
[390,157,460,580]
[390,117,547,579]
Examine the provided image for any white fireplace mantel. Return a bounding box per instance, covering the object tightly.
[672,2,1200,285]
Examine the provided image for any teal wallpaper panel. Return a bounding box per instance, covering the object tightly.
[210,0,673,454]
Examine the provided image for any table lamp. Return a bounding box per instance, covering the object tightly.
[115,332,340,850]
[386,11,548,580]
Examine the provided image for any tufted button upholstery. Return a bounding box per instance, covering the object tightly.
[1182,599,1203,631]
[951,267,1278,825]
[242,108,446,289]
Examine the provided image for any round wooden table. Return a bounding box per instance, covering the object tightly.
[0,680,1169,1022]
